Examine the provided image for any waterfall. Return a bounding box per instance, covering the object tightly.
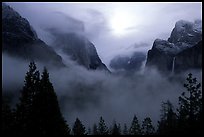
[171,57,176,74]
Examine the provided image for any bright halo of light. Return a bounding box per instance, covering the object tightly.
[110,11,133,36]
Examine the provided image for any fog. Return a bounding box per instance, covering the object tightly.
[3,53,202,128]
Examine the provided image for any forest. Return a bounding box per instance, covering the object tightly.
[2,62,202,136]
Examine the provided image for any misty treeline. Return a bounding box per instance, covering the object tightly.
[2,62,202,136]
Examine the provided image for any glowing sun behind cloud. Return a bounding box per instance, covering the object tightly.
[109,10,134,36]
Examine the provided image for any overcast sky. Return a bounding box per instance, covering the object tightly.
[6,2,202,66]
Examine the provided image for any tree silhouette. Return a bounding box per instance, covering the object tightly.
[177,73,202,135]
[3,62,202,136]
[129,115,142,135]
[110,121,121,135]
[98,116,109,135]
[123,123,128,135]
[32,67,70,136]
[14,62,70,136]
[141,117,155,135]
[72,118,86,135]
[15,61,40,135]
[157,100,177,135]
[92,123,98,135]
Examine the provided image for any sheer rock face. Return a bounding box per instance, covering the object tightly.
[174,41,202,73]
[51,32,109,71]
[2,3,109,71]
[110,52,146,72]
[146,20,202,73]
[2,3,65,68]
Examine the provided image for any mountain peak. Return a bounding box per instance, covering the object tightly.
[174,20,193,32]
[174,19,202,33]
[2,3,38,41]
[168,19,202,45]
[2,3,20,19]
[146,19,202,73]
[2,3,65,68]
[152,39,179,55]
[51,32,109,71]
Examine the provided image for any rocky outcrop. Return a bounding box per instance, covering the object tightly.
[2,3,65,68]
[146,40,175,73]
[48,31,109,71]
[174,41,202,73]
[110,52,146,72]
[146,20,202,73]
[168,20,202,45]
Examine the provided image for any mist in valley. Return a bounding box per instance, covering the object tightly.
[3,52,202,128]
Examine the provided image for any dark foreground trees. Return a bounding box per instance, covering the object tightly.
[1,61,202,136]
[15,62,40,135]
[31,67,70,136]
[129,115,142,135]
[142,117,155,135]
[157,73,202,135]
[110,121,121,135]
[157,100,177,135]
[177,73,202,135]
[98,116,109,135]
[4,62,70,136]
[72,118,86,135]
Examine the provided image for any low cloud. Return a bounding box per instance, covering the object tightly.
[3,53,201,128]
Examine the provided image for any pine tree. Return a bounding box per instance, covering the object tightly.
[98,116,109,135]
[72,118,86,135]
[110,121,121,135]
[177,73,202,135]
[129,115,142,135]
[141,117,155,135]
[92,123,98,135]
[32,67,70,136]
[157,100,177,135]
[15,62,70,136]
[123,123,128,135]
[15,61,40,135]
